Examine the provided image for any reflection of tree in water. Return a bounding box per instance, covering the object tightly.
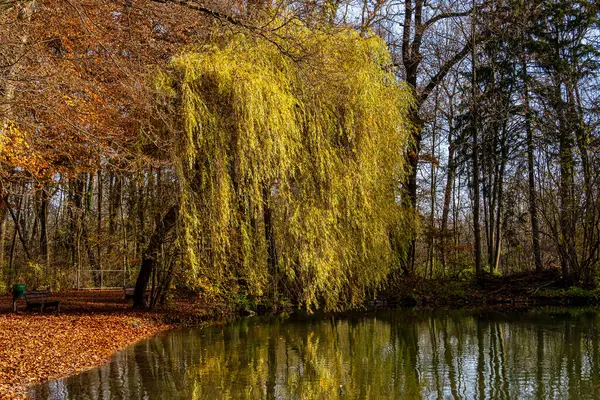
[30,310,600,399]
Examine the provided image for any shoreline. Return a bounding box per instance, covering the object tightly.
[0,290,235,399]
[0,313,172,399]
[2,271,599,399]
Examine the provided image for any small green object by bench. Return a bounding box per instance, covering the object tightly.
[24,290,60,313]
[12,284,26,312]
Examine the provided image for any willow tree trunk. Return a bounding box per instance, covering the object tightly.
[133,205,178,309]
[262,185,278,305]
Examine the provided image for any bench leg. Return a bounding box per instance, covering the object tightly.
[13,300,16,313]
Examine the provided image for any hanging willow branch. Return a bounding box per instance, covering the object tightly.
[154,20,414,310]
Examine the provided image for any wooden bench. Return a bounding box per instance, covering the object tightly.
[24,290,60,313]
[123,287,150,302]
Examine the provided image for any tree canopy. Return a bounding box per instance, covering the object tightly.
[154,23,413,310]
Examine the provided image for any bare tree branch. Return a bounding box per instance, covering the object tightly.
[420,39,471,103]
[422,9,471,32]
[151,0,302,60]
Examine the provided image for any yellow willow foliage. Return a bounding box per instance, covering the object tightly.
[155,22,413,310]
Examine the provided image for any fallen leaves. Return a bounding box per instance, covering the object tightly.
[0,289,230,399]
[0,313,169,399]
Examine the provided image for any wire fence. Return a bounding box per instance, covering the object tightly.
[76,269,136,289]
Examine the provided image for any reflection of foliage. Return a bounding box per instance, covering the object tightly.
[187,316,424,399]
[155,21,413,311]
[31,309,600,399]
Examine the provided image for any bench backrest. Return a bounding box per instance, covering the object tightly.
[25,290,50,303]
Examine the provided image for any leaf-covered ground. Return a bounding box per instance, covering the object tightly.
[0,313,168,399]
[0,290,223,399]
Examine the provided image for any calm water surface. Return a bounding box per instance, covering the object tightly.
[29,309,600,399]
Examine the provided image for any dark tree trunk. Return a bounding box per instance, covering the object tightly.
[81,174,100,286]
[137,176,145,258]
[472,3,482,280]
[40,187,49,272]
[133,205,178,309]
[523,60,543,272]
[262,185,277,276]
[108,174,121,237]
[403,105,422,275]
[399,0,471,274]
[558,107,575,283]
[440,93,457,275]
[107,174,121,261]
[262,185,278,306]
[97,170,103,271]
[0,194,8,274]
[492,138,507,274]
[8,193,26,282]
[472,125,482,280]
[7,198,32,261]
[9,216,18,283]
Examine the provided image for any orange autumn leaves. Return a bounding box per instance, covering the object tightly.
[0,0,204,178]
[0,313,169,399]
[1,123,50,177]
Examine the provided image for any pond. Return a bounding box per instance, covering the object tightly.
[29,308,600,399]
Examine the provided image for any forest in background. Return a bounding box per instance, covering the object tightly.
[0,0,599,311]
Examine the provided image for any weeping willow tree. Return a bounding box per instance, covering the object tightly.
[154,21,413,310]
